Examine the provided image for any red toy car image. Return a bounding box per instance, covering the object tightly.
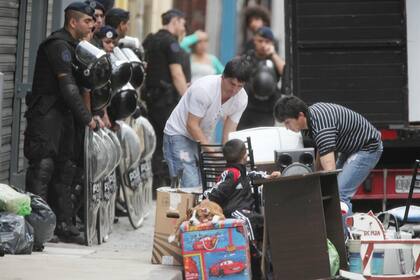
[209,259,246,276]
[193,235,218,251]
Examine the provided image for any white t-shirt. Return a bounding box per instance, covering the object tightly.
[164,75,248,141]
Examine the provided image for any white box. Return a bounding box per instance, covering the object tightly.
[229,126,303,164]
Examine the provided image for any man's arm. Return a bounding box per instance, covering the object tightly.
[222,116,238,144]
[268,44,285,76]
[169,64,188,96]
[186,112,208,145]
[319,151,336,171]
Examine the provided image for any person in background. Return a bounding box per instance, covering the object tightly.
[163,57,251,188]
[238,26,285,129]
[93,24,118,53]
[242,5,279,54]
[86,0,105,32]
[274,96,383,214]
[142,9,188,188]
[181,30,224,82]
[105,8,129,40]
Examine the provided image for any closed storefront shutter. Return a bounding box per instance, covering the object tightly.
[0,0,19,182]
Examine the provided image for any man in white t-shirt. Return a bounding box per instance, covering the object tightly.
[163,57,252,188]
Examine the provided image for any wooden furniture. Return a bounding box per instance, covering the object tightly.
[261,170,347,279]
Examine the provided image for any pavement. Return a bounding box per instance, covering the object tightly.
[0,201,183,280]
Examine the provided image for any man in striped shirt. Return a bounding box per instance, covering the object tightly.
[274,96,383,212]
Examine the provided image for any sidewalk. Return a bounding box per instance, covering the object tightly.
[0,202,183,280]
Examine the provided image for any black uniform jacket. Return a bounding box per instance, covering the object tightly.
[26,28,91,125]
[205,163,255,217]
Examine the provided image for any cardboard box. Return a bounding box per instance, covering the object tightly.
[181,219,252,280]
[151,187,199,265]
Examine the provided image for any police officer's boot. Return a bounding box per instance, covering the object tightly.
[54,182,80,238]
[26,158,55,202]
[53,160,81,242]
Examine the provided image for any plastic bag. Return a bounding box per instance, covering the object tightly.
[25,193,56,250]
[0,212,34,254]
[328,239,340,276]
[0,184,31,216]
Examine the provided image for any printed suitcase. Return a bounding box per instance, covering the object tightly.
[180,218,251,280]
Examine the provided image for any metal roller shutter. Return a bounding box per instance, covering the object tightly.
[0,0,19,183]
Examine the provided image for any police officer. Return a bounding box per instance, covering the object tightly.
[238,26,285,129]
[24,2,97,240]
[142,9,188,188]
[105,8,130,41]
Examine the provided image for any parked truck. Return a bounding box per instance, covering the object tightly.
[283,0,420,212]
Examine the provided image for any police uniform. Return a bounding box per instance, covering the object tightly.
[142,29,185,186]
[238,50,281,130]
[24,3,94,238]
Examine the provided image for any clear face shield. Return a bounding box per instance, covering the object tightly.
[118,36,144,60]
[75,40,112,89]
[109,50,132,91]
[120,47,145,89]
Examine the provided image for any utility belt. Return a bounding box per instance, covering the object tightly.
[141,80,179,107]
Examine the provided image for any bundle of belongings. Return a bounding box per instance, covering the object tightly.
[0,184,56,254]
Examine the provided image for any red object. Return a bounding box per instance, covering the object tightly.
[209,260,246,276]
[184,256,199,280]
[380,129,398,141]
[193,235,218,251]
[353,169,420,200]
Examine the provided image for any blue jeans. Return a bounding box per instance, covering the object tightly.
[163,134,201,188]
[336,141,383,213]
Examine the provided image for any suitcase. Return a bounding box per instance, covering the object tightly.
[180,218,252,280]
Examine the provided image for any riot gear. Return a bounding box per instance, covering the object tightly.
[120,47,145,89]
[109,52,132,91]
[91,83,112,112]
[238,51,282,129]
[25,158,55,202]
[74,40,112,90]
[107,84,138,121]
[250,60,277,100]
[118,36,145,60]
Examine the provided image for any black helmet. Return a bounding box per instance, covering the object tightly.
[91,83,112,112]
[252,70,277,99]
[107,85,137,121]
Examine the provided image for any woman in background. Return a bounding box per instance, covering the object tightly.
[181,30,224,82]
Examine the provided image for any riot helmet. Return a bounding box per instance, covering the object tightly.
[75,40,111,89]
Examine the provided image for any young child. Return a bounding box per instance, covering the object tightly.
[204,138,280,278]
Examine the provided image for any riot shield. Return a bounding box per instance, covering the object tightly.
[133,116,156,217]
[97,129,122,242]
[116,121,145,229]
[84,128,104,245]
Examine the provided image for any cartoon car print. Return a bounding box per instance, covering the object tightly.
[193,235,218,251]
[209,259,246,276]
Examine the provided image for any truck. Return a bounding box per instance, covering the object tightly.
[283,0,420,212]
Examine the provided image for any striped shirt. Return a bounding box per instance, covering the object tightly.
[308,103,381,156]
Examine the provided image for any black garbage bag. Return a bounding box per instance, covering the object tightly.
[25,194,56,251]
[0,212,34,254]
